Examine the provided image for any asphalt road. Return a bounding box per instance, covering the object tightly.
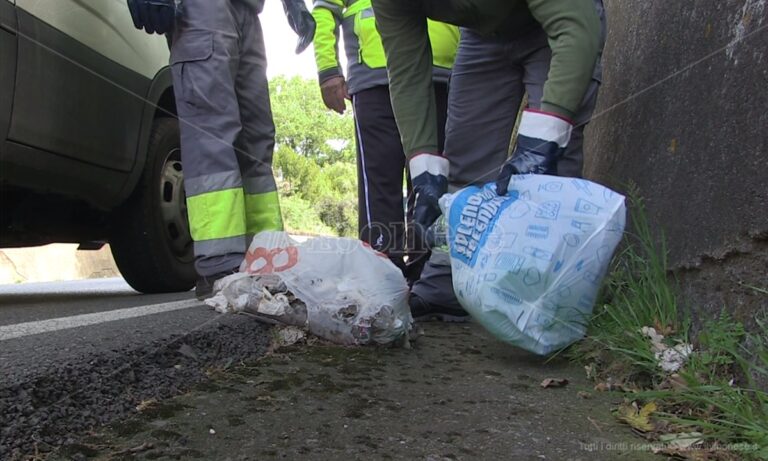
[0,279,208,381]
[0,278,272,459]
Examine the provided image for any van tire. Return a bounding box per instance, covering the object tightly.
[110,118,196,293]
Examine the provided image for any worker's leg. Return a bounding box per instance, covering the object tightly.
[411,28,525,314]
[444,31,524,187]
[232,1,284,239]
[353,86,408,272]
[170,0,247,276]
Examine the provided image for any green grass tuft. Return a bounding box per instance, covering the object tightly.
[571,185,768,460]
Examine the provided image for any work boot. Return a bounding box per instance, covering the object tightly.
[409,293,469,323]
[195,268,239,301]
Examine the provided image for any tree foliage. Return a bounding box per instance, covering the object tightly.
[270,76,358,236]
[270,75,355,165]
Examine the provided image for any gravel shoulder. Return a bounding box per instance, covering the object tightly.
[51,322,661,461]
[1,313,271,460]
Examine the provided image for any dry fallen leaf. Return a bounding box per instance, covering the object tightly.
[653,319,676,336]
[594,382,609,392]
[616,401,657,432]
[594,381,629,392]
[540,378,569,388]
[577,391,592,399]
[135,399,158,413]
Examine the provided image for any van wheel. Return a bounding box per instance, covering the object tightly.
[110,118,195,293]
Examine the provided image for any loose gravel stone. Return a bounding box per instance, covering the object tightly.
[0,318,270,459]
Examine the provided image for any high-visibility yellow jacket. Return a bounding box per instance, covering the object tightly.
[312,0,459,94]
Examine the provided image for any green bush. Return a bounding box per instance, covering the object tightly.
[279,195,334,236]
[270,76,359,237]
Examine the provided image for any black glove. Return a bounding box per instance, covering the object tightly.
[127,0,179,35]
[496,109,573,196]
[409,154,449,246]
[281,0,316,54]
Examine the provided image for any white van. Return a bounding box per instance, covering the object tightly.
[0,0,194,293]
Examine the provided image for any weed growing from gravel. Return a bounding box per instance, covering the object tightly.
[572,190,768,460]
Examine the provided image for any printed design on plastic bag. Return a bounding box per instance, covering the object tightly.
[445,175,627,356]
[243,246,299,274]
[448,185,517,268]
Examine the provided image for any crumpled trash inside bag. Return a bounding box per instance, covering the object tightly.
[440,176,626,355]
[212,232,412,346]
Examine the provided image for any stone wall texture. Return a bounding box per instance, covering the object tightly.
[584,0,767,328]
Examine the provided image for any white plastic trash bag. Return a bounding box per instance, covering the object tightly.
[441,175,626,355]
[214,232,411,345]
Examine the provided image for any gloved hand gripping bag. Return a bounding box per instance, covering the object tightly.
[439,175,626,355]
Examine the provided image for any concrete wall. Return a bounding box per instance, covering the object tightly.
[0,245,120,284]
[584,0,767,327]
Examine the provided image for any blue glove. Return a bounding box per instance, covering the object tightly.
[409,153,449,233]
[281,0,316,54]
[496,109,573,196]
[127,0,179,35]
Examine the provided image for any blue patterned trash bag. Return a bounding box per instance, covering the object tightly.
[440,175,626,355]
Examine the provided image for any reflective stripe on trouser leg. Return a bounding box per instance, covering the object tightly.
[245,190,283,235]
[186,187,246,241]
[186,187,248,274]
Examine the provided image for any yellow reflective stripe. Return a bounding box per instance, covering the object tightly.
[187,188,246,242]
[427,21,460,69]
[347,4,458,70]
[342,0,369,18]
[353,7,386,68]
[245,191,284,233]
[313,0,345,13]
[312,7,341,73]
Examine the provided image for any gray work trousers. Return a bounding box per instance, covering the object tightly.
[412,2,606,309]
[170,0,282,277]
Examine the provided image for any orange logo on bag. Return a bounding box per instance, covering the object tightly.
[244,246,299,274]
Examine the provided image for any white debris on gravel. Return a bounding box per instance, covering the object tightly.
[274,326,306,347]
[204,293,230,313]
[658,344,694,373]
[257,289,290,316]
[640,326,693,373]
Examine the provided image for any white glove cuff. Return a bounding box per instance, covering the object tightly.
[518,109,574,148]
[409,153,449,178]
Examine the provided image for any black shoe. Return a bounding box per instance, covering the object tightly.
[195,267,239,300]
[409,293,470,323]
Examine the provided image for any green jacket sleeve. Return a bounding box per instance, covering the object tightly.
[372,0,437,158]
[312,0,345,83]
[526,0,601,119]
